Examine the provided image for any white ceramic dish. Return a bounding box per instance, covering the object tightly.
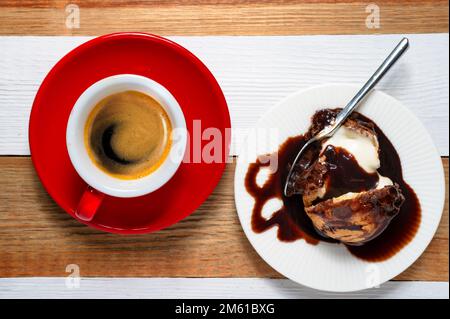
[234,84,445,292]
[67,74,187,198]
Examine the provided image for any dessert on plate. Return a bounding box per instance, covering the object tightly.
[246,108,420,260]
[288,111,405,245]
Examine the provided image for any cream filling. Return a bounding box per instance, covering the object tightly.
[322,126,380,173]
[321,125,393,202]
[377,174,394,189]
[331,174,393,203]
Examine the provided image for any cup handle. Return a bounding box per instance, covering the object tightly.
[75,186,105,222]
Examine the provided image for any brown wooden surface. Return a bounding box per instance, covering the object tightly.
[0,0,448,282]
[0,157,447,281]
[0,0,448,35]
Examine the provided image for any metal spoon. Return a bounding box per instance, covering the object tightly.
[283,37,409,197]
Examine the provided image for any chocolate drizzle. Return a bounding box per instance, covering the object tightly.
[246,136,332,243]
[244,109,421,261]
[320,145,379,202]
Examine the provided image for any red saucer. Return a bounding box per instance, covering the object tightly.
[29,33,231,234]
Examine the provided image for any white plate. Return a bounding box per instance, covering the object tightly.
[234,84,445,292]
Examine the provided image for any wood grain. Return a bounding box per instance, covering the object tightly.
[1,35,449,156]
[0,0,448,35]
[0,156,447,281]
[1,279,448,299]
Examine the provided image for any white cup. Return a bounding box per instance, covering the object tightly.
[66,74,187,220]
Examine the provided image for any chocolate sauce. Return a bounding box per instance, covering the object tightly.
[245,135,332,244]
[346,112,421,261]
[245,109,421,262]
[320,145,379,202]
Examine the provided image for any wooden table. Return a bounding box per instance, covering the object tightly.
[0,0,448,298]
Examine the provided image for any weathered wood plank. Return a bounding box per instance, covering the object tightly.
[0,1,448,35]
[0,157,447,281]
[1,278,448,299]
[1,35,448,156]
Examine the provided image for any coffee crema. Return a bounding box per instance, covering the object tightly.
[84,90,172,179]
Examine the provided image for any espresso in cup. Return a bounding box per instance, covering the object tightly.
[84,90,172,179]
[68,74,186,202]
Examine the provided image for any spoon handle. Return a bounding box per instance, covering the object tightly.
[283,38,409,197]
[331,38,410,134]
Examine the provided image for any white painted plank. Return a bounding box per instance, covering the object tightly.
[0,278,447,299]
[0,34,448,156]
